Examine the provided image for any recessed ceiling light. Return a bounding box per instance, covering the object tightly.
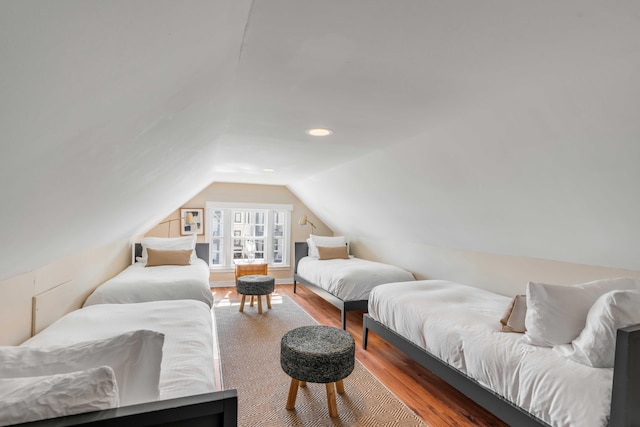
[263,168,275,172]
[306,128,333,137]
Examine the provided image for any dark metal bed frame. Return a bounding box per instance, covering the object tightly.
[15,390,238,427]
[293,242,367,330]
[134,242,210,263]
[363,314,640,426]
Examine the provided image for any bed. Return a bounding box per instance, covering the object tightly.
[363,279,640,427]
[83,242,212,308]
[8,299,237,426]
[293,240,414,329]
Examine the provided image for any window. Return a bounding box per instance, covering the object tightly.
[205,202,292,269]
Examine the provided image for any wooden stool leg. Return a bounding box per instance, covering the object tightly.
[286,379,299,410]
[266,293,272,309]
[326,382,338,417]
[250,296,255,307]
[300,381,307,387]
[239,295,246,312]
[257,295,263,314]
[336,379,345,394]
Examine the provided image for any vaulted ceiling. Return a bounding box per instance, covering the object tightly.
[1,0,639,280]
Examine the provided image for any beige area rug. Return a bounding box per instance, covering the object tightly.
[213,292,428,427]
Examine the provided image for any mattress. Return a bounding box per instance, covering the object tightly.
[368,280,612,427]
[22,300,217,401]
[83,259,213,308]
[296,256,414,301]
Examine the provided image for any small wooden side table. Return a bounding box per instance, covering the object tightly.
[235,263,268,308]
[235,262,268,281]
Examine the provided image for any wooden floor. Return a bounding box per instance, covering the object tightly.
[213,284,507,427]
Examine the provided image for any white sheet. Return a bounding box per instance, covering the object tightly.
[22,300,216,402]
[369,280,612,427]
[297,256,414,301]
[83,259,213,308]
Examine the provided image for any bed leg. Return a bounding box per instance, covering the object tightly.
[362,319,369,350]
[293,280,297,293]
[341,310,347,330]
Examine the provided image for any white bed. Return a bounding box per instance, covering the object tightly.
[293,240,415,329]
[84,257,213,308]
[297,256,415,301]
[368,280,613,427]
[22,299,217,401]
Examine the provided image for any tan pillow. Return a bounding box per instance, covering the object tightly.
[317,245,349,260]
[145,248,192,267]
[500,294,527,333]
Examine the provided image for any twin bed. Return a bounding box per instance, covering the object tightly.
[363,279,640,427]
[293,240,415,329]
[83,243,213,308]
[7,237,237,427]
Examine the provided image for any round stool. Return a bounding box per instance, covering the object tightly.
[236,274,275,314]
[280,325,355,417]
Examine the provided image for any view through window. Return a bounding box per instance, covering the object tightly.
[206,202,292,269]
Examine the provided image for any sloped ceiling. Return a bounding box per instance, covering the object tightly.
[1,1,639,280]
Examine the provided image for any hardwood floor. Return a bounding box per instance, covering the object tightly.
[212,284,508,427]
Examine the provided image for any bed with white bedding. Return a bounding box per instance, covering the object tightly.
[24,300,217,400]
[364,279,640,427]
[83,242,213,308]
[294,240,414,329]
[9,299,237,427]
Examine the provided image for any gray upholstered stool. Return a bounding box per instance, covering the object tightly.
[280,325,355,417]
[236,274,275,314]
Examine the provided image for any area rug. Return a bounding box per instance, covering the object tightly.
[213,291,427,427]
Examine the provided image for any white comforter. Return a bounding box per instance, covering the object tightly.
[22,300,217,401]
[369,280,613,427]
[83,259,213,308]
[296,256,414,301]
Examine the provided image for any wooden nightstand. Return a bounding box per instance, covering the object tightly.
[235,263,268,281]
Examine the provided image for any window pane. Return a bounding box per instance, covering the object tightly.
[211,238,224,265]
[272,237,284,265]
[211,210,224,237]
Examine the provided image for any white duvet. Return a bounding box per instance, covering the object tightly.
[369,280,613,427]
[22,300,217,401]
[296,256,414,301]
[83,259,213,308]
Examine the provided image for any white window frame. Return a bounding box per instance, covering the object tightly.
[205,202,292,271]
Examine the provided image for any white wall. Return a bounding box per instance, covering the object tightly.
[289,111,640,293]
[0,240,130,345]
[0,0,252,281]
[350,238,640,297]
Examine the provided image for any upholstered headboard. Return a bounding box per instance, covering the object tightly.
[134,242,210,263]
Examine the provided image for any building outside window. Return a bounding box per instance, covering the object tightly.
[206,202,292,269]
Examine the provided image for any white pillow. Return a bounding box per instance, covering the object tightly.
[0,366,119,426]
[1,330,164,406]
[555,290,640,368]
[523,277,640,347]
[141,235,197,262]
[307,235,347,258]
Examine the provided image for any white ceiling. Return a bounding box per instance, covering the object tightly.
[1,0,639,280]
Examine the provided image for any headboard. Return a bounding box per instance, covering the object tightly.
[134,242,210,263]
[294,242,309,274]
